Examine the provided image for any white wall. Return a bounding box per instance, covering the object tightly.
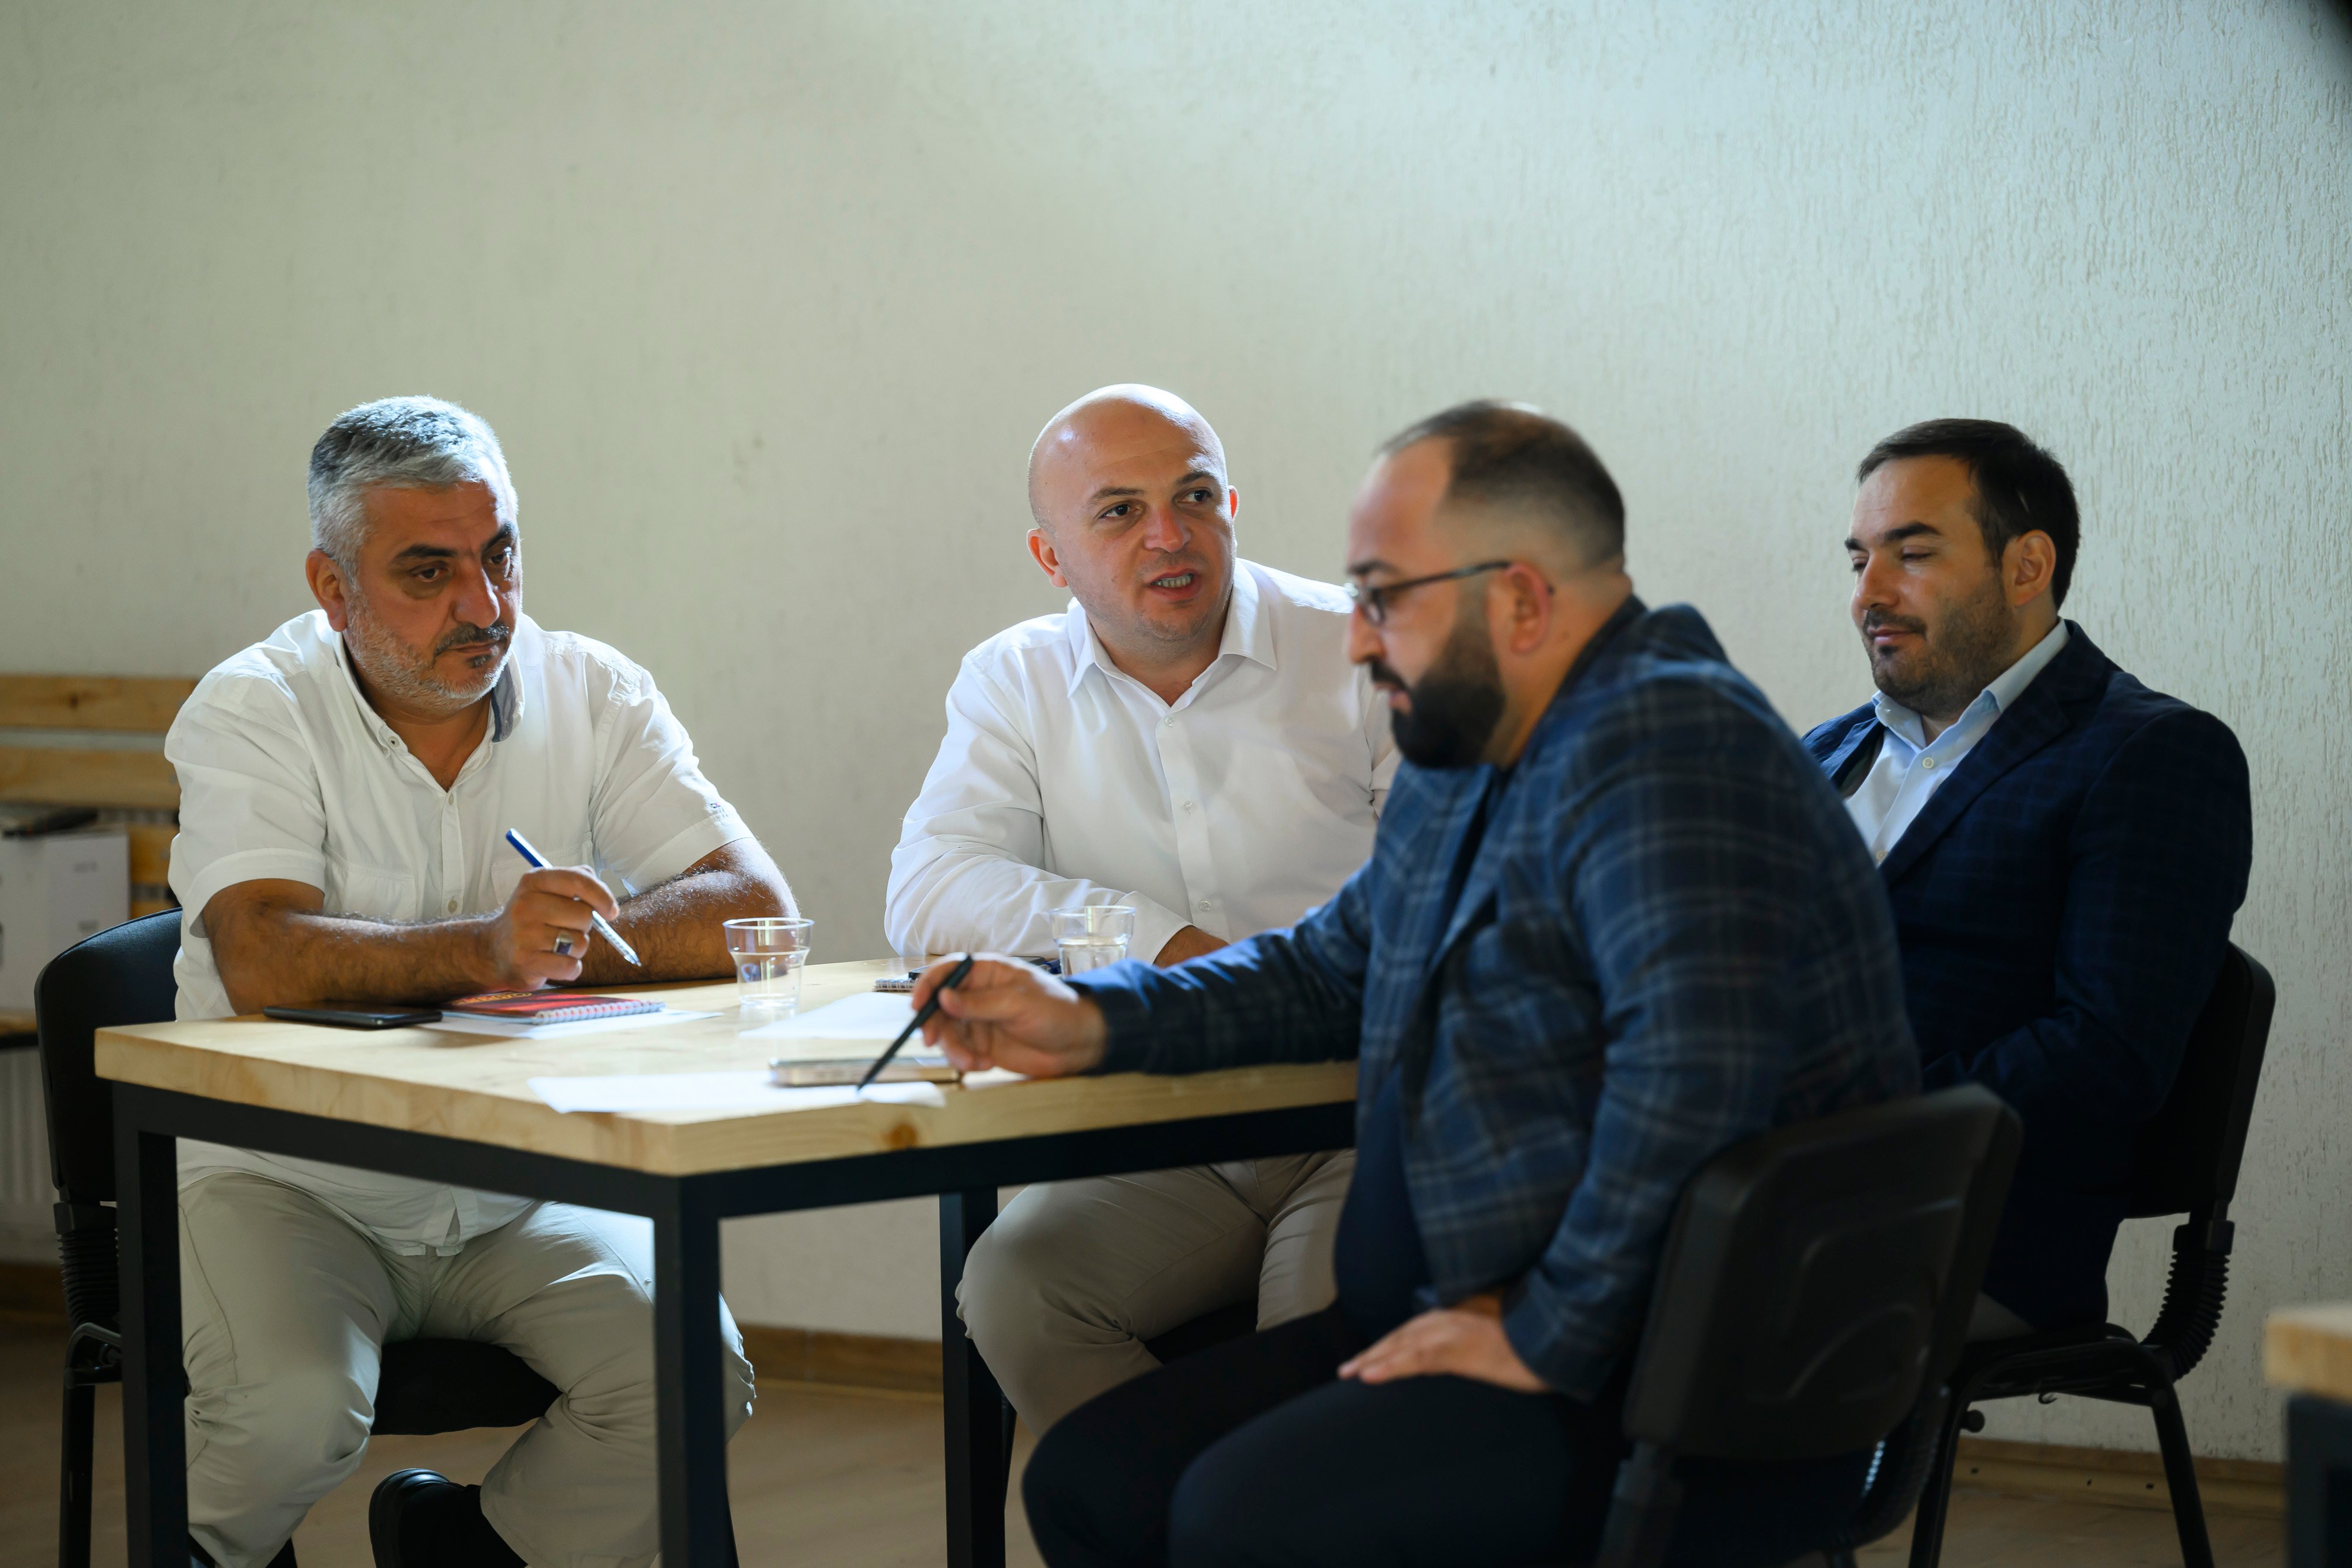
[4,0,2345,1459]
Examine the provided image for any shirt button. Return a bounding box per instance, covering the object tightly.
[1182,800,1197,813]
[447,898,459,912]
[1922,757,1938,770]
[1198,900,1213,912]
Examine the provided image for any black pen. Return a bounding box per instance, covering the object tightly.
[858,954,977,1091]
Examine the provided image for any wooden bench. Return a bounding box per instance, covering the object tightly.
[0,675,196,1039]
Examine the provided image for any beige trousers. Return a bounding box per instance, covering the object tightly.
[957,1151,1354,1431]
[179,1173,755,1568]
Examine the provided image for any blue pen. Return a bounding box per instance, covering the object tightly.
[505,828,642,967]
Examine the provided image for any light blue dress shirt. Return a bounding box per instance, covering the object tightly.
[1843,623,2070,863]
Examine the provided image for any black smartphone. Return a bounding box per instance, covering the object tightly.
[260,1005,443,1029]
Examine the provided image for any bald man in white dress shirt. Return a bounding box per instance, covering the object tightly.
[886,386,1395,1430]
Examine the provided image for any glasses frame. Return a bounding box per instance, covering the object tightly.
[1345,560,1516,627]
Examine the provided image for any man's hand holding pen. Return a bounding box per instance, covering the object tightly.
[913,955,1110,1078]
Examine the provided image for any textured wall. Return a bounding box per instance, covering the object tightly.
[3,1,2345,1458]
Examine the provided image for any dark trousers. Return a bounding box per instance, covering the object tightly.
[1022,1304,1873,1568]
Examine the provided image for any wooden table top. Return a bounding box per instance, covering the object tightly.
[2266,1303,2352,1405]
[95,958,1358,1177]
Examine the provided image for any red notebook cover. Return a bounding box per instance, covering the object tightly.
[443,991,663,1025]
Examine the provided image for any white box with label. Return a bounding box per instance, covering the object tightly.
[0,828,131,1012]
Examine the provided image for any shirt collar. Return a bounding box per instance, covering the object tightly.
[328,621,526,750]
[1063,560,1270,697]
[1872,620,2069,747]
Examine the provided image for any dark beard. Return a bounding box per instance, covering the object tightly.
[1863,577,2015,721]
[1374,605,1506,770]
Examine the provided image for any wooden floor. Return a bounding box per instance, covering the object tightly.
[0,1317,2282,1567]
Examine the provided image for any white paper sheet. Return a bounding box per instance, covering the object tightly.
[424,1007,720,1040]
[737,990,918,1044]
[526,1071,948,1114]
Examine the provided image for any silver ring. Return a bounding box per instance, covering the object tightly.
[553,934,576,958]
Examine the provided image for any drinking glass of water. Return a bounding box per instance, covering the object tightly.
[724,917,814,1014]
[1051,905,1135,975]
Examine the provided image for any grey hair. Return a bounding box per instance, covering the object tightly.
[307,396,518,570]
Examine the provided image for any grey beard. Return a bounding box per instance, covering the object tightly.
[344,606,510,714]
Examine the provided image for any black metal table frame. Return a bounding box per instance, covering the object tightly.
[113,1082,1354,1567]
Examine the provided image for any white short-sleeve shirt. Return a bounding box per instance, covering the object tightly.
[166,609,750,1252]
[885,560,1396,963]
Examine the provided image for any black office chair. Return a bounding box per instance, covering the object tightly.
[36,910,560,1568]
[1593,1082,2023,1568]
[1902,944,2276,1568]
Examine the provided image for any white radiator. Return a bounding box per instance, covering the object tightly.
[0,1049,56,1261]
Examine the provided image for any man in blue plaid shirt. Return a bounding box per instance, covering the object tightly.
[916,402,1920,1568]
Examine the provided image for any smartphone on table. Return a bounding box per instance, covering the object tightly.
[260,1005,443,1029]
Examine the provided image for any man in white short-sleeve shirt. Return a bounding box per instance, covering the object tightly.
[165,397,794,1568]
[887,386,1394,1432]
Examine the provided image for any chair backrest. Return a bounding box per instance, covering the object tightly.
[2128,944,2274,1222]
[1620,1084,2021,1463]
[33,908,183,1204]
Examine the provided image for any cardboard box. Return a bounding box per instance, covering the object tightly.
[0,827,130,1011]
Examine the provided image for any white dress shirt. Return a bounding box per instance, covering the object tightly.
[166,609,751,1253]
[886,560,1396,963]
[1844,622,2070,862]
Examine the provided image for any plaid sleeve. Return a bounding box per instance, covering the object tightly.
[1501,693,1821,1398]
[1075,857,1375,1074]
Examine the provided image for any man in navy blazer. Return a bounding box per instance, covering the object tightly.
[1808,418,2252,1335]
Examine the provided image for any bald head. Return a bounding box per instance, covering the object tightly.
[1020,384,1240,692]
[1027,385,1228,530]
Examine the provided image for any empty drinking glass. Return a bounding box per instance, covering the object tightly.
[1050,905,1135,975]
[724,917,814,1014]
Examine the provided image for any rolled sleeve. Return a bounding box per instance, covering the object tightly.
[586,657,751,892]
[166,679,330,928]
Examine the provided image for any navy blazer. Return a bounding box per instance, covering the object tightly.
[1080,601,1919,1399]
[1806,624,2251,1329]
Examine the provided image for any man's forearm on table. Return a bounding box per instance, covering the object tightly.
[214,907,499,1013]
[582,848,796,984]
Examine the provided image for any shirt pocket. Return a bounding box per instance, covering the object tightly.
[322,855,422,922]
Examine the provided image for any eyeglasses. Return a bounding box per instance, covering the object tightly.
[1344,561,1515,627]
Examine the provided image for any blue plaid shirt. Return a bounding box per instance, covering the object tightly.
[1074,600,1918,1399]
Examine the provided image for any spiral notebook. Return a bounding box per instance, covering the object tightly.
[444,991,665,1025]
[426,991,714,1039]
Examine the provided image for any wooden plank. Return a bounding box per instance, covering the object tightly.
[126,822,174,886]
[93,960,1359,1176]
[1955,1435,2283,1517]
[0,1010,34,1038]
[0,675,196,733]
[0,746,179,808]
[2266,1302,2352,1403]
[739,1325,942,1396]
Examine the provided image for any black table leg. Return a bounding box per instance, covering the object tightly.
[653,1180,734,1566]
[940,1188,1006,1568]
[115,1109,185,1568]
[2287,1393,2352,1568]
